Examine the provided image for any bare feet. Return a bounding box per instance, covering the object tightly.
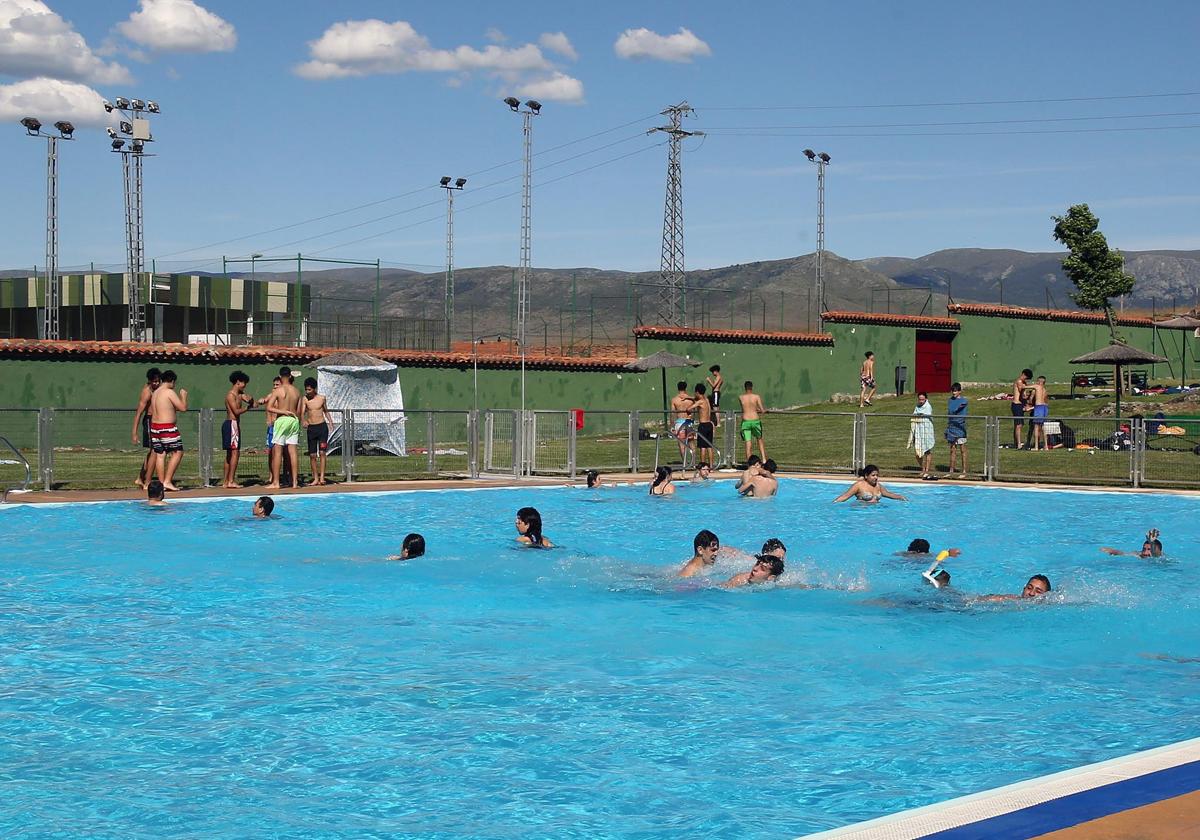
[265,483,280,490]
[163,483,181,492]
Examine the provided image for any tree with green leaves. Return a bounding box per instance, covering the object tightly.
[1051,203,1135,342]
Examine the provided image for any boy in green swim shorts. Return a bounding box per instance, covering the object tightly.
[738,380,767,463]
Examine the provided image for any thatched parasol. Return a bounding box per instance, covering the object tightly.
[624,350,702,413]
[1069,341,1168,417]
[1153,315,1200,386]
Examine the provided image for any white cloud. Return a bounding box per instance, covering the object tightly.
[0,76,110,126]
[117,0,236,53]
[517,72,584,104]
[295,17,585,102]
[614,27,710,63]
[0,0,131,83]
[485,27,507,44]
[538,31,577,61]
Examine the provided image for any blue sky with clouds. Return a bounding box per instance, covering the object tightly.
[2,0,1199,273]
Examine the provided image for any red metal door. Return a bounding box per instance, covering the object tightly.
[915,331,954,393]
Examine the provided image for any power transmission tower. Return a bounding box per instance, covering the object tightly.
[650,102,703,327]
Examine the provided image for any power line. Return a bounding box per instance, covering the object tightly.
[154,112,661,259]
[698,90,1200,111]
[695,110,1200,131]
[697,123,1200,138]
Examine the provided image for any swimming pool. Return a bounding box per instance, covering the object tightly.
[3,480,1198,837]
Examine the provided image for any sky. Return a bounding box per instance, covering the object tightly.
[1,0,1199,274]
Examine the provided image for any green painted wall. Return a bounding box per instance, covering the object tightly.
[951,314,1196,384]
[0,358,658,413]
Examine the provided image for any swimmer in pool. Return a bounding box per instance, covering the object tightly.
[739,458,778,497]
[977,574,1052,602]
[515,506,553,548]
[723,553,785,588]
[649,465,676,496]
[897,538,931,557]
[388,532,426,560]
[1101,528,1163,558]
[146,478,167,507]
[833,464,907,503]
[252,496,274,518]
[690,462,713,483]
[921,548,961,589]
[677,529,721,578]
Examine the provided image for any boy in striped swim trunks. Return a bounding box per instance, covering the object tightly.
[149,370,188,491]
[222,371,253,488]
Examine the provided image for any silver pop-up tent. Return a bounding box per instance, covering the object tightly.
[312,351,407,455]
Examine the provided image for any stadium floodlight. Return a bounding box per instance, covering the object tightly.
[455,177,467,187]
[525,100,541,114]
[819,152,831,163]
[146,101,159,113]
[131,99,145,110]
[106,126,117,139]
[803,148,816,160]
[440,176,452,186]
[103,99,114,113]
[112,138,125,150]
[54,121,74,138]
[503,96,521,110]
[114,96,130,109]
[132,139,144,153]
[119,120,133,134]
[20,117,41,134]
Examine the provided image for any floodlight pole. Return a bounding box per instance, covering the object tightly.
[20,119,71,340]
[440,177,466,334]
[805,150,831,331]
[109,97,158,342]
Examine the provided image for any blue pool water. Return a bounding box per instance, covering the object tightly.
[3,479,1199,837]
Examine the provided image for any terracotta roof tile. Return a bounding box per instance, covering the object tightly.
[947,302,1154,327]
[632,325,833,346]
[821,310,961,330]
[0,339,635,372]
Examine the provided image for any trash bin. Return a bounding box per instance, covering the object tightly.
[895,365,908,397]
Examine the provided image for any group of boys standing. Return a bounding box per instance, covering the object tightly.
[132,365,334,492]
[668,365,770,468]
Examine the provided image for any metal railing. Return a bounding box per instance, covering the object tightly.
[4,405,1200,490]
[0,434,31,500]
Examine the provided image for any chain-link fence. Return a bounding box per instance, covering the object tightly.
[1142,417,1200,487]
[993,415,1136,486]
[0,408,37,494]
[858,412,991,481]
[763,411,859,475]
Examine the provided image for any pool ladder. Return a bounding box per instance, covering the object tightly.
[0,435,31,502]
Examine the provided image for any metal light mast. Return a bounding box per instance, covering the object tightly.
[503,96,541,347]
[19,117,73,340]
[650,102,703,327]
[106,96,159,342]
[440,176,466,331]
[804,149,831,330]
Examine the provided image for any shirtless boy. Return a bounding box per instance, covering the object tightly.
[148,370,187,491]
[670,381,695,464]
[677,529,721,578]
[1027,375,1049,451]
[266,367,303,489]
[738,380,767,463]
[723,554,784,588]
[706,364,724,426]
[1011,368,1033,448]
[859,351,876,407]
[303,377,332,486]
[131,367,161,488]
[222,371,253,488]
[739,458,778,498]
[693,382,715,468]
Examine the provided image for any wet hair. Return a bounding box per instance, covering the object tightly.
[1029,574,1052,592]
[146,478,165,500]
[865,351,874,359]
[1022,368,1034,379]
[744,380,753,389]
[650,465,673,494]
[696,462,710,471]
[694,529,719,552]
[761,459,777,474]
[762,537,786,555]
[516,507,545,546]
[860,464,879,477]
[160,370,177,383]
[585,469,600,488]
[907,538,931,554]
[304,377,317,389]
[256,496,274,516]
[746,455,762,467]
[755,553,785,578]
[402,532,425,558]
[694,382,707,395]
[932,569,951,587]
[676,380,688,391]
[146,367,162,381]
[709,364,721,373]
[1150,539,1164,556]
[951,382,962,391]
[229,370,249,384]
